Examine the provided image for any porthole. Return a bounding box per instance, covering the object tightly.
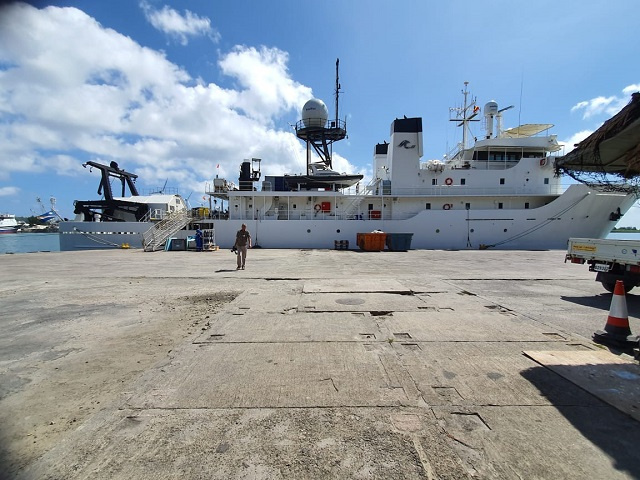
[307,229,311,233]
[436,229,440,233]
[503,229,507,233]
[336,229,341,233]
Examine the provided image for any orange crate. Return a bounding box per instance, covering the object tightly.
[357,232,386,251]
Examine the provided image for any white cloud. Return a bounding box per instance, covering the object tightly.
[219,46,313,124]
[140,1,219,45]
[0,186,20,196]
[570,84,638,119]
[0,3,315,200]
[559,129,594,154]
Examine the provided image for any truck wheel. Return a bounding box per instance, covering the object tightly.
[601,281,634,293]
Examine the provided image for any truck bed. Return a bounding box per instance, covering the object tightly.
[567,237,640,265]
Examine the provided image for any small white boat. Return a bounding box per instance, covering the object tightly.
[0,213,19,234]
[284,163,363,191]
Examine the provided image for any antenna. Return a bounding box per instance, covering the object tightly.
[518,76,524,136]
[449,82,479,151]
[335,58,341,126]
[497,105,514,137]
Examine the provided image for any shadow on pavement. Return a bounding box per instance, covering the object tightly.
[522,364,640,478]
[560,292,640,316]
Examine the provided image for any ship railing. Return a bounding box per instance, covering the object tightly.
[139,187,180,196]
[139,208,171,223]
[385,185,562,196]
[245,210,418,222]
[142,209,192,252]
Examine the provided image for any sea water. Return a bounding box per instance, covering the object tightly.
[0,232,638,255]
[0,233,60,254]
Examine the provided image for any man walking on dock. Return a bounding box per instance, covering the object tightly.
[234,223,251,270]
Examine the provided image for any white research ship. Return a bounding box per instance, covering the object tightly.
[207,82,636,250]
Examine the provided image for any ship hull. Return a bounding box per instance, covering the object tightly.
[59,184,634,251]
[208,185,634,250]
[59,222,149,250]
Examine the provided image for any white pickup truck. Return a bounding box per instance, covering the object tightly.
[565,237,640,292]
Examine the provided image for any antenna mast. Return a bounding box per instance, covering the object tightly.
[449,81,479,152]
[335,58,341,125]
[295,58,346,170]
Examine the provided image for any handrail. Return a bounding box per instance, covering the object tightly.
[343,177,381,217]
[142,209,192,252]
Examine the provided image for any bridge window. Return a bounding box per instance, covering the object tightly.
[498,203,503,209]
[460,178,466,185]
[500,178,505,185]
[432,179,438,186]
[425,203,431,210]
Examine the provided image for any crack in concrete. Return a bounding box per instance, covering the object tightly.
[320,377,339,393]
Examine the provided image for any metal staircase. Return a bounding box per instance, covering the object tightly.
[343,177,381,218]
[142,209,192,252]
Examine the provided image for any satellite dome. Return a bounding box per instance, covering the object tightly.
[302,98,328,128]
[484,101,498,116]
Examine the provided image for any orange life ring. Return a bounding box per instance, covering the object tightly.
[444,177,453,185]
[314,204,322,212]
[443,203,452,210]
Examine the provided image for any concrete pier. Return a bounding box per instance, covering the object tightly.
[1,248,639,479]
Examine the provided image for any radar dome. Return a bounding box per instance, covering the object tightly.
[484,101,498,116]
[302,99,328,128]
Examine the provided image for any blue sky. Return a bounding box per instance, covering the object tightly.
[1,0,639,224]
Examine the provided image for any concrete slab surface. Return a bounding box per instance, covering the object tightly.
[524,350,640,421]
[298,291,428,313]
[302,278,413,293]
[126,342,410,409]
[382,310,561,342]
[1,248,640,480]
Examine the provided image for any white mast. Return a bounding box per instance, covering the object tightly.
[449,82,479,152]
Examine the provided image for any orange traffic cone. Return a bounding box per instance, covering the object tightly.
[593,280,639,348]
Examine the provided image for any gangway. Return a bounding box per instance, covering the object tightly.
[142,209,192,252]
